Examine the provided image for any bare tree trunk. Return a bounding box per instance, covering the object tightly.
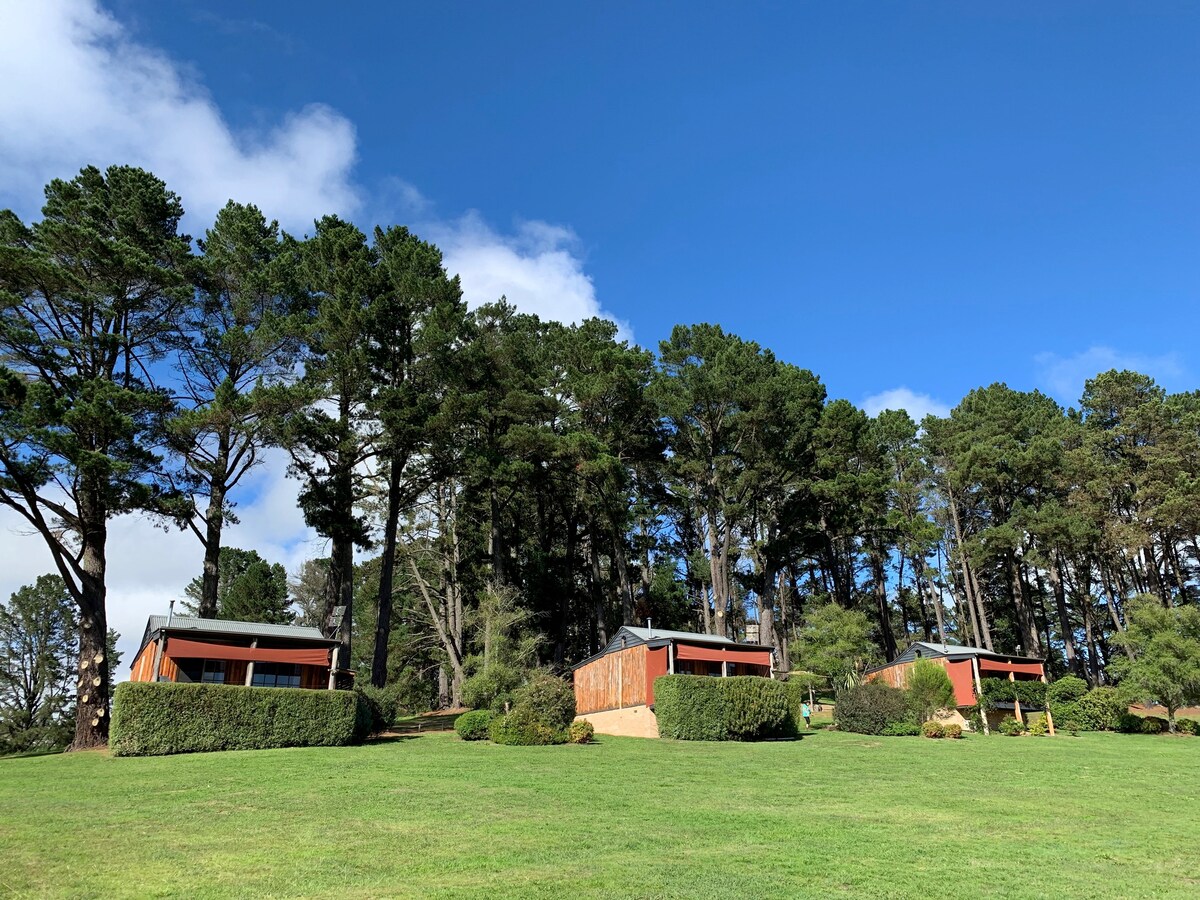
[198,432,231,619]
[1049,555,1081,676]
[370,460,403,688]
[72,488,109,750]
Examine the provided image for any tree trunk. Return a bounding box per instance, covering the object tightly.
[870,547,898,661]
[1008,553,1038,656]
[1049,555,1081,677]
[198,433,231,618]
[370,460,404,688]
[71,488,109,750]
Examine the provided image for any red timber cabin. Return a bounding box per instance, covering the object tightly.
[129,615,341,690]
[864,641,1048,733]
[572,625,774,738]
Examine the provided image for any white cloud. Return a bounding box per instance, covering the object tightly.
[0,0,359,232]
[432,212,630,333]
[1034,346,1185,404]
[0,452,319,680]
[0,1,623,676]
[861,387,951,421]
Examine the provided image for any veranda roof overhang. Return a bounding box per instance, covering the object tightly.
[164,637,332,667]
[674,643,772,667]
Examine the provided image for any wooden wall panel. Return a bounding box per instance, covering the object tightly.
[573,646,647,714]
[129,644,156,682]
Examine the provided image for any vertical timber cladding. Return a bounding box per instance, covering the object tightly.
[575,645,648,714]
[867,657,977,707]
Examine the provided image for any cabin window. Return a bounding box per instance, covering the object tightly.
[251,663,302,688]
[201,660,226,684]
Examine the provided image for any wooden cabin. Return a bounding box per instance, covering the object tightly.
[129,615,340,690]
[572,626,774,738]
[864,641,1049,733]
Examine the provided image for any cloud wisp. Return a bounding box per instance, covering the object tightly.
[1034,346,1186,405]
[861,386,952,422]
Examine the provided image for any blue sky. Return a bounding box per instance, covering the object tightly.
[1,0,1197,658]
[109,0,1200,413]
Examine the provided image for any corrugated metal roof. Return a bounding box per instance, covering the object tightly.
[619,626,740,646]
[147,615,331,643]
[889,641,1043,666]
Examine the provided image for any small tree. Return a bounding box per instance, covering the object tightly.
[0,575,77,753]
[1111,596,1200,733]
[792,601,878,686]
[183,548,292,624]
[906,659,957,723]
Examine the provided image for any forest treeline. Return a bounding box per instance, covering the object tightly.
[3,166,1199,746]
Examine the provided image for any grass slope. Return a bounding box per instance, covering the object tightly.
[0,730,1195,898]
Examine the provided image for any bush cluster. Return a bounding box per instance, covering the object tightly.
[881,721,921,736]
[654,675,794,741]
[1176,718,1199,736]
[567,720,594,744]
[487,672,576,746]
[833,682,914,736]
[922,721,945,738]
[1028,715,1050,736]
[1046,675,1089,705]
[997,716,1026,736]
[943,723,963,739]
[454,709,494,741]
[109,682,366,757]
[1052,686,1125,732]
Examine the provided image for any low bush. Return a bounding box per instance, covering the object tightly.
[461,663,524,714]
[1175,718,1199,736]
[1116,712,1145,734]
[1074,688,1125,732]
[834,683,913,736]
[1028,715,1049,736]
[489,706,566,745]
[1046,675,1088,705]
[943,723,963,739]
[567,720,594,744]
[454,709,494,741]
[921,721,945,738]
[1140,716,1167,734]
[881,721,921,736]
[109,682,365,757]
[653,675,794,741]
[997,716,1025,736]
[511,672,576,731]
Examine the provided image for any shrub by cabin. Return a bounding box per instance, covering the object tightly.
[865,641,1049,733]
[572,626,774,737]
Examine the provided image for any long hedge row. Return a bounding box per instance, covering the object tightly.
[653,675,794,740]
[109,682,370,756]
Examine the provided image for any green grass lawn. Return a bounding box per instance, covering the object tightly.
[1,730,1196,899]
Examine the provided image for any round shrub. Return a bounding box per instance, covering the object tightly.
[998,716,1025,736]
[454,709,494,741]
[1140,716,1167,734]
[1117,712,1145,734]
[881,721,921,736]
[1175,717,1199,736]
[943,723,963,739]
[1028,715,1049,736]
[461,664,523,714]
[567,720,594,744]
[834,683,913,735]
[1046,675,1088,705]
[511,672,576,731]
[1074,688,1125,731]
[489,706,566,746]
[921,721,945,738]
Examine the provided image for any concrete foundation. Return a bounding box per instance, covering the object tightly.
[577,704,659,739]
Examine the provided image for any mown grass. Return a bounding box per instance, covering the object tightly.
[0,729,1195,898]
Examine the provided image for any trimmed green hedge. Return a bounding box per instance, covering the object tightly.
[834,683,913,735]
[454,709,494,741]
[109,682,367,757]
[653,675,793,741]
[979,677,1047,708]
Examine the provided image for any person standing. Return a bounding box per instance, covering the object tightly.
[800,701,812,729]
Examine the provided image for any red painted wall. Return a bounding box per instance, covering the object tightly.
[645,647,669,705]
